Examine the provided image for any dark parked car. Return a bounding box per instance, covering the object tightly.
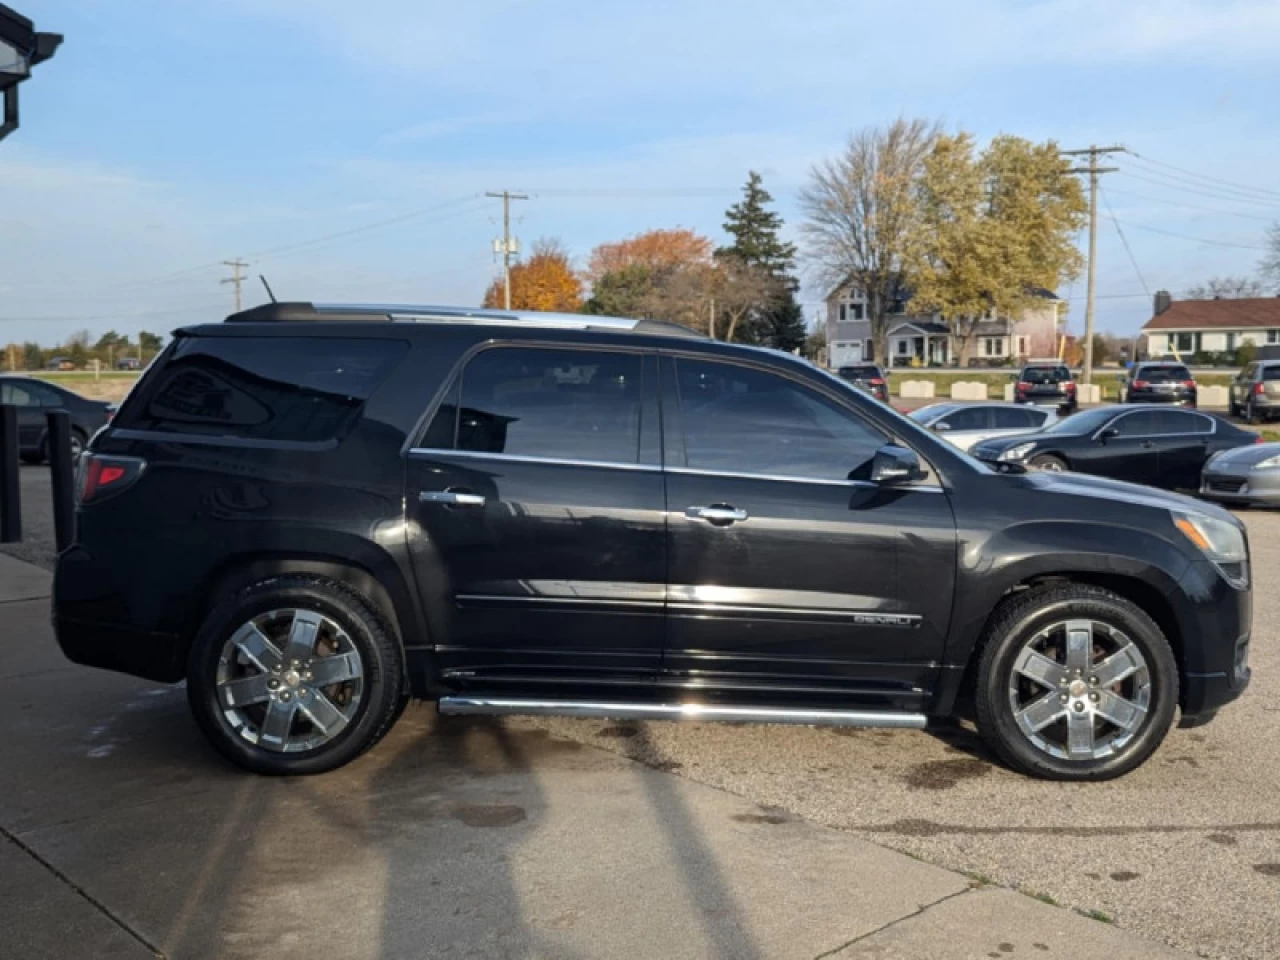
[54,302,1251,781]
[0,376,112,462]
[971,406,1257,490]
[1014,362,1077,413]
[1121,362,1197,407]
[1228,360,1280,423]
[116,357,143,371]
[835,363,889,402]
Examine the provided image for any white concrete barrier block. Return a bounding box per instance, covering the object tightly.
[1002,383,1016,402]
[1198,385,1229,408]
[950,382,988,401]
[1077,383,1102,404]
[899,380,935,399]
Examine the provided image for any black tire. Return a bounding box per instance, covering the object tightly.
[1028,454,1068,472]
[1247,399,1260,425]
[187,574,406,775]
[19,451,43,465]
[974,583,1178,781]
[38,429,85,463]
[1229,399,1240,418]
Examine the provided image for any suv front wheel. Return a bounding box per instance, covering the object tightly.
[974,583,1177,780]
[187,575,405,775]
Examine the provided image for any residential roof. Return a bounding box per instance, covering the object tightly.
[1143,297,1280,331]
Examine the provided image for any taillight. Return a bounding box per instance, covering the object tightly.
[1184,380,1197,388]
[1256,382,1266,395]
[1257,434,1265,444]
[78,453,146,505]
[869,378,885,385]
[1016,381,1031,391]
[1133,380,1149,389]
[1065,381,1077,393]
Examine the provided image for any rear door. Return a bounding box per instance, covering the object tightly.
[1153,410,1217,490]
[989,406,1047,443]
[405,343,666,694]
[660,354,956,711]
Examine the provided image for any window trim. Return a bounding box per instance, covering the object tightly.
[406,446,660,472]
[1092,408,1217,440]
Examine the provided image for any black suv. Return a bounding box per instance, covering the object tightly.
[54,303,1251,780]
[1123,362,1197,407]
[835,363,890,403]
[1014,363,1077,413]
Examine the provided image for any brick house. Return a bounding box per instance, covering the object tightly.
[1141,290,1280,359]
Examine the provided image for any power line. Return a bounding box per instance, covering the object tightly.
[1104,186,1278,223]
[1108,218,1268,252]
[1114,167,1280,210]
[1100,189,1150,296]
[1119,157,1280,207]
[1123,150,1280,202]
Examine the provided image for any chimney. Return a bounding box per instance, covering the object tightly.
[1154,290,1172,315]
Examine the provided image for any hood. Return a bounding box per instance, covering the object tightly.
[1025,469,1241,526]
[970,432,1046,457]
[1207,441,1278,470]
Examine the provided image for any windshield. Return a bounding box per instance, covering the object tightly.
[1039,407,1116,435]
[1138,365,1191,382]
[908,403,959,423]
[1020,366,1071,384]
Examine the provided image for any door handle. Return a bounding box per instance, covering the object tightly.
[420,488,486,507]
[685,504,749,525]
[1141,441,1155,449]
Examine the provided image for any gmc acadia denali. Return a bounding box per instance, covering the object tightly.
[53,303,1252,780]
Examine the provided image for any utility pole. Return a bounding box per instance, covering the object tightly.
[1062,145,1122,385]
[485,191,527,310]
[221,258,249,312]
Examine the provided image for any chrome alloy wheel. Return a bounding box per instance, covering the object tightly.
[1007,619,1151,761]
[215,608,364,753]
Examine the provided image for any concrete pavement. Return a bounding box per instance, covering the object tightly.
[0,552,1200,959]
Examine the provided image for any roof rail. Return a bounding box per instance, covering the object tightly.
[223,301,704,338]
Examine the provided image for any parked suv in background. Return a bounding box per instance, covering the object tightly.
[1122,362,1197,407]
[1229,360,1280,423]
[835,363,889,403]
[54,303,1251,781]
[1014,362,1077,413]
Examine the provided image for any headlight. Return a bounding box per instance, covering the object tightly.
[1172,510,1248,587]
[998,442,1036,462]
[1252,455,1280,471]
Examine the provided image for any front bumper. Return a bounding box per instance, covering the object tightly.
[1170,558,1252,721]
[1200,469,1280,504]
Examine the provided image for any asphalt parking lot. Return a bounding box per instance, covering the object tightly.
[3,448,1278,959]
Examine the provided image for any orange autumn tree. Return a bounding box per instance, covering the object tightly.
[586,228,714,282]
[483,238,583,312]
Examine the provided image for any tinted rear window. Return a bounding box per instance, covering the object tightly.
[117,336,407,443]
[838,366,881,379]
[1021,366,1070,384]
[1263,366,1280,382]
[1139,365,1191,382]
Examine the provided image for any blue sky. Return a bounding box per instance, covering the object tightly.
[3,0,1279,346]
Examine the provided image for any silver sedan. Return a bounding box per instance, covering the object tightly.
[1200,441,1280,505]
[907,402,1059,452]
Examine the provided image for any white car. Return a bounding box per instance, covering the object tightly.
[908,402,1059,451]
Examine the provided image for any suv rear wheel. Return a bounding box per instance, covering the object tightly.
[187,575,405,775]
[974,583,1177,781]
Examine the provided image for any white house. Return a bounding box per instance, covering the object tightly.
[1141,291,1280,358]
[825,283,1063,368]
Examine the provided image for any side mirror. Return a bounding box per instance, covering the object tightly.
[1099,427,1119,442]
[931,422,951,433]
[870,444,927,485]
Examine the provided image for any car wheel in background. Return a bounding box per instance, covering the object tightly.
[1247,399,1261,425]
[19,451,43,465]
[974,583,1178,781]
[1028,454,1067,472]
[187,575,406,775]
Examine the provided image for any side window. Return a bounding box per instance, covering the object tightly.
[938,407,990,432]
[25,383,61,407]
[674,358,887,481]
[1109,411,1163,438]
[118,336,407,443]
[0,382,34,406]
[454,347,644,464]
[992,407,1040,430]
[1157,411,1214,436]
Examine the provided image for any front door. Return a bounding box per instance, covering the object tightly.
[1087,410,1163,484]
[0,379,57,450]
[659,355,957,712]
[405,344,665,695]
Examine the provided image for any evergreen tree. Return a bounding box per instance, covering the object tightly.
[719,171,807,352]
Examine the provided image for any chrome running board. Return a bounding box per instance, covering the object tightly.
[436,697,927,729]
